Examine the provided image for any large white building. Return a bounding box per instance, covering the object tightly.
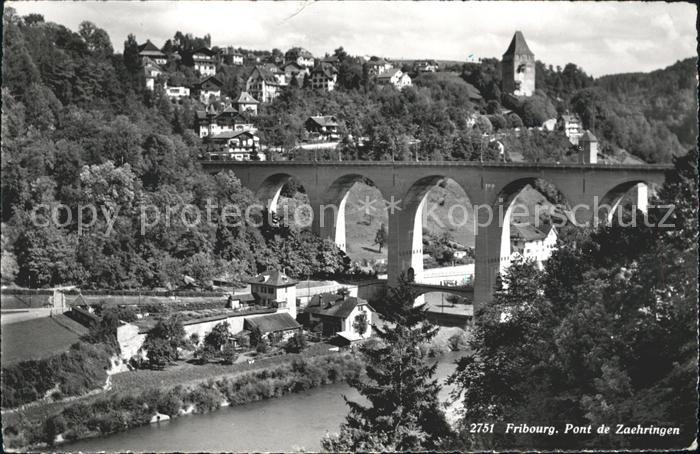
[247,270,298,319]
[510,223,558,269]
[376,68,412,90]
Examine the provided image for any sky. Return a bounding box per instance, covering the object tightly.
[6,1,697,76]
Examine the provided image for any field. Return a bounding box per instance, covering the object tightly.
[109,342,337,394]
[0,315,89,364]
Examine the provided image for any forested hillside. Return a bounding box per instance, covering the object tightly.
[1,10,348,290]
[463,57,696,162]
[1,9,695,290]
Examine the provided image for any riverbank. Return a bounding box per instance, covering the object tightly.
[47,350,466,453]
[3,353,363,451]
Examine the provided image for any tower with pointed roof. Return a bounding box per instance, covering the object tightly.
[579,130,598,164]
[502,31,535,97]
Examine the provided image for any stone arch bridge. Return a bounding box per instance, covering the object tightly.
[202,160,670,311]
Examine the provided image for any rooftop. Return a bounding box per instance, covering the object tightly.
[503,31,534,57]
[236,91,259,104]
[248,269,298,287]
[308,115,339,128]
[305,293,373,319]
[244,312,301,333]
[377,68,401,80]
[510,222,555,242]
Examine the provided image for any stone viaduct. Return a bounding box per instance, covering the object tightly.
[202,160,671,312]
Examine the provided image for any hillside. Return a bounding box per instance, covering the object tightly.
[463,57,696,163]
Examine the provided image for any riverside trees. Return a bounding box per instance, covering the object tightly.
[322,278,452,451]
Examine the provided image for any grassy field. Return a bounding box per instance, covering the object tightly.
[110,342,337,394]
[0,315,89,365]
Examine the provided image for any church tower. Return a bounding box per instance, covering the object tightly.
[502,31,535,97]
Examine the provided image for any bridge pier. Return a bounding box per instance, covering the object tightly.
[387,195,426,287]
[473,201,510,314]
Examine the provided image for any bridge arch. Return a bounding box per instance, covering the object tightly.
[255,173,310,226]
[598,180,653,223]
[388,175,475,286]
[473,176,571,305]
[319,174,387,253]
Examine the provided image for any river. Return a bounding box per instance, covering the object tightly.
[56,352,463,452]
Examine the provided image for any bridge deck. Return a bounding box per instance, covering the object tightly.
[201,160,672,171]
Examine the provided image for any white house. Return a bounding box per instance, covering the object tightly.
[165,85,190,100]
[205,130,264,162]
[234,91,260,115]
[143,58,163,91]
[376,68,412,89]
[365,58,393,77]
[193,75,223,103]
[310,63,338,91]
[248,270,297,319]
[303,292,375,343]
[284,47,315,68]
[558,113,583,144]
[246,66,282,103]
[192,47,217,77]
[510,223,557,269]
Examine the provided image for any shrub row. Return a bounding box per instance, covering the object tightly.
[1,342,113,409]
[6,354,363,449]
[63,289,228,297]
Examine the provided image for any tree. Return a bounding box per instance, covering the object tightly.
[284,331,307,353]
[352,312,368,335]
[322,277,452,451]
[143,317,186,368]
[204,321,231,352]
[374,224,387,252]
[79,21,113,57]
[249,326,263,347]
[447,149,698,450]
[221,343,238,365]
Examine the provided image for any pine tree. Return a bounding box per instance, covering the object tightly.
[322,276,452,451]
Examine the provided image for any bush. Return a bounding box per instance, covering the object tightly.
[255,339,269,354]
[221,343,238,365]
[1,341,112,408]
[283,332,307,353]
[447,332,469,351]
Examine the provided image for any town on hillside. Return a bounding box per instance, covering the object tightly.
[138,32,648,165]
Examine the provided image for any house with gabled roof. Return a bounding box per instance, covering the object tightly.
[192,47,217,77]
[301,291,375,342]
[285,47,315,68]
[305,115,340,141]
[414,60,439,73]
[234,91,259,115]
[138,40,167,65]
[143,57,164,91]
[282,62,310,87]
[204,129,263,162]
[193,75,223,103]
[246,66,282,103]
[247,270,298,318]
[510,222,557,269]
[243,312,301,345]
[195,104,255,138]
[376,68,412,89]
[310,63,338,91]
[364,58,393,77]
